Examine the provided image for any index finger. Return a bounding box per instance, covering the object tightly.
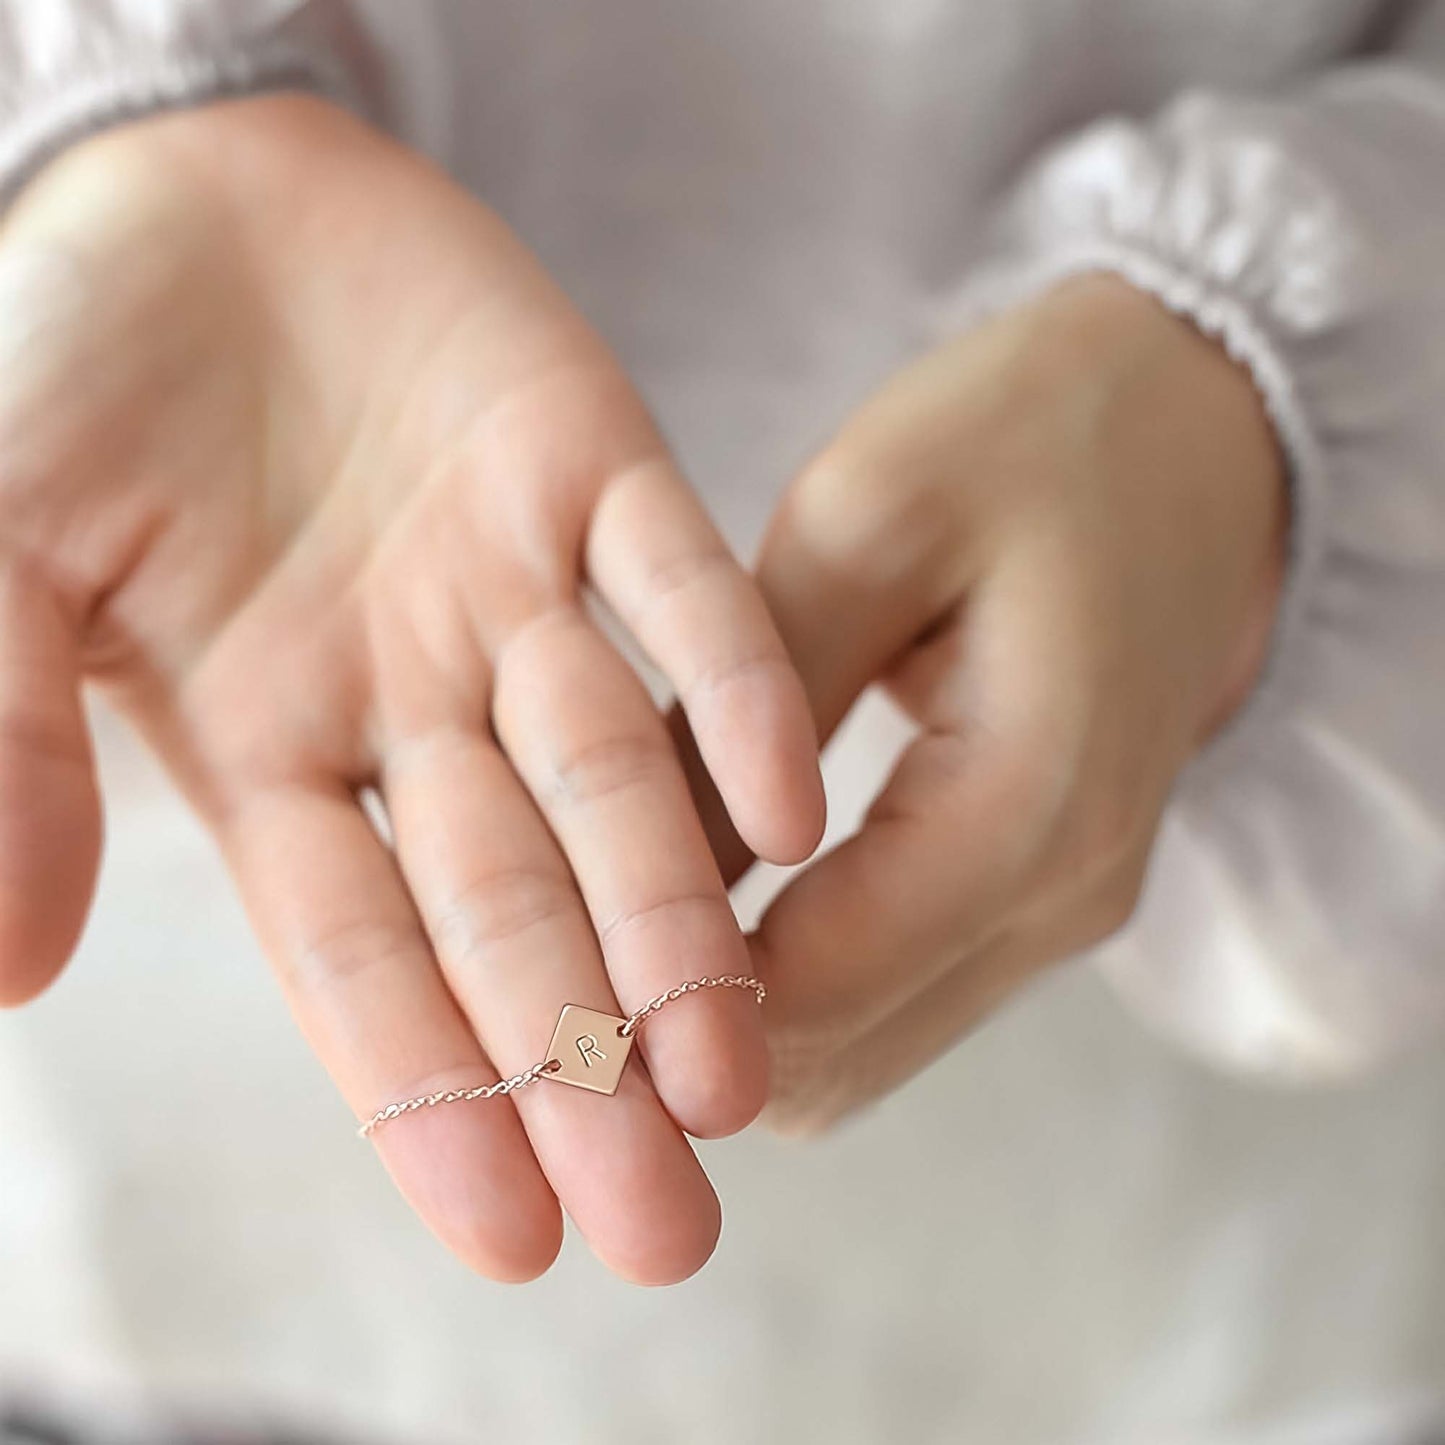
[752,723,1030,1042]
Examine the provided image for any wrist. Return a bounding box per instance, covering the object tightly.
[1024,272,1290,740]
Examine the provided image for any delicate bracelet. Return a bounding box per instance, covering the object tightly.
[358,974,766,1138]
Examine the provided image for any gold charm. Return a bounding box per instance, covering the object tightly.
[545,1004,634,1095]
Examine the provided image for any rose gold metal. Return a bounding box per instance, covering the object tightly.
[357,1058,560,1139]
[617,973,766,1038]
[545,1004,633,1094]
[357,973,766,1138]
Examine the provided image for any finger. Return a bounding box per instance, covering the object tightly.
[763,925,1044,1137]
[215,779,563,1283]
[755,434,974,744]
[754,514,1091,1042]
[765,794,1157,1135]
[752,712,1051,1043]
[0,553,102,1005]
[383,723,725,1286]
[587,455,824,864]
[675,406,978,881]
[667,704,754,889]
[493,606,770,1140]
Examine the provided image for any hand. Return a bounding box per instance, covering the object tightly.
[0,95,823,1282]
[726,275,1285,1132]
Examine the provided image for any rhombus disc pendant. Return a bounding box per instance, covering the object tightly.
[545,1004,634,1094]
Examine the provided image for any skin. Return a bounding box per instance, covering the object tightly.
[0,94,826,1285]
[692,272,1288,1135]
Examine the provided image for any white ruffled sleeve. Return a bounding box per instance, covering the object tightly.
[954,19,1445,1080]
[0,0,380,208]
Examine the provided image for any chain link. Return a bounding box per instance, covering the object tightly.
[617,972,766,1037]
[358,973,766,1138]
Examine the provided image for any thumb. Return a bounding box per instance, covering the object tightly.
[751,719,1028,1040]
[675,440,971,885]
[0,552,102,1005]
[749,547,1072,1043]
[756,440,973,744]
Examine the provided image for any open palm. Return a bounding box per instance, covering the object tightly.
[0,95,823,1283]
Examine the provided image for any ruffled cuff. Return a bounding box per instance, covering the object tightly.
[0,0,380,209]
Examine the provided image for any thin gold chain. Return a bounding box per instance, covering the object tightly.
[358,974,766,1138]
